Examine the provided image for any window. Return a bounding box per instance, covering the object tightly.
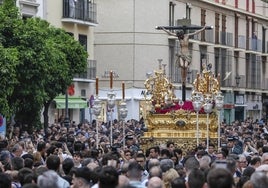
[79,34,87,51]
[81,89,86,97]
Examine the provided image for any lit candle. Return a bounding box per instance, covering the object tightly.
[110,71,113,89]
[122,82,125,100]
[96,77,99,96]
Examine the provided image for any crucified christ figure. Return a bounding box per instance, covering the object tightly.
[160,26,206,69]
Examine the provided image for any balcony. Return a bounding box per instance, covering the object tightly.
[249,38,262,52]
[74,59,96,81]
[238,35,246,49]
[219,32,233,46]
[62,0,97,26]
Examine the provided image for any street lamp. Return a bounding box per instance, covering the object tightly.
[215,91,224,149]
[107,71,116,145]
[192,92,203,146]
[118,82,128,148]
[191,64,223,150]
[92,78,102,149]
[203,96,213,150]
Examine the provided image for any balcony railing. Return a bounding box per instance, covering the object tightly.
[63,0,97,23]
[74,59,96,80]
[219,32,233,46]
[238,35,246,49]
[249,38,262,52]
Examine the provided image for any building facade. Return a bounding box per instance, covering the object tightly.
[42,0,98,124]
[94,0,268,123]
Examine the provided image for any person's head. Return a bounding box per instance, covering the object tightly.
[99,166,119,188]
[11,144,23,157]
[187,168,205,188]
[199,155,211,170]
[243,166,256,178]
[46,155,60,171]
[135,153,146,169]
[72,167,92,188]
[18,167,34,186]
[167,141,175,153]
[250,171,268,188]
[124,149,132,161]
[171,177,186,188]
[250,156,261,168]
[226,157,237,175]
[207,144,215,155]
[216,151,226,160]
[125,135,135,146]
[0,150,11,163]
[160,149,171,159]
[184,156,200,175]
[73,152,82,164]
[171,177,187,188]
[11,157,24,170]
[0,172,11,188]
[118,174,129,188]
[207,168,234,188]
[261,152,268,164]
[160,158,174,173]
[238,154,248,169]
[37,170,59,188]
[147,176,164,188]
[176,30,184,40]
[227,137,236,148]
[37,141,46,153]
[149,166,163,179]
[62,158,74,175]
[127,161,143,181]
[24,158,34,169]
[148,158,160,170]
[163,168,179,188]
[149,146,160,159]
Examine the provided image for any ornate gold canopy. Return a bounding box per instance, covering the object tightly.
[140,62,221,150]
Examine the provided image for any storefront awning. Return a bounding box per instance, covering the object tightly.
[54,96,88,109]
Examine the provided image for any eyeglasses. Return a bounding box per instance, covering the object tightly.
[239,161,247,163]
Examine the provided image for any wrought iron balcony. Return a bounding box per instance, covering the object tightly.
[74,59,96,80]
[62,0,97,24]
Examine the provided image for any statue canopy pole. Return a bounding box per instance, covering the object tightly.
[156,25,213,101]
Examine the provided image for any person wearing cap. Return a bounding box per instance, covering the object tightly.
[227,136,243,155]
[125,135,139,152]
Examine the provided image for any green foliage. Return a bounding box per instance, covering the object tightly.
[0,0,88,128]
[0,46,19,117]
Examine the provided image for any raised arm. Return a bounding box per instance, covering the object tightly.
[187,25,207,36]
[159,26,177,37]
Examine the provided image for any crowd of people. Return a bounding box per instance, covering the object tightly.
[0,117,268,188]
